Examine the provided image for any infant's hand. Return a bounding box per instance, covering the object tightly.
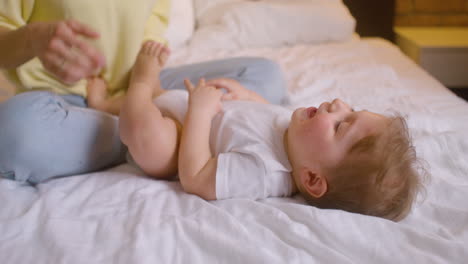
[184,78,223,119]
[206,78,251,101]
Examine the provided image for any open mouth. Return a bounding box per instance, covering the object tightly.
[306,107,317,118]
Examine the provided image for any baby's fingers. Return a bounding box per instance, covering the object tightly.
[198,78,206,88]
[184,79,195,92]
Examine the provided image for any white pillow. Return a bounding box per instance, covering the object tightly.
[190,0,356,50]
[194,0,243,24]
[165,0,195,48]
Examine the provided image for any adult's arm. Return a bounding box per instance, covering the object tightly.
[0,25,35,69]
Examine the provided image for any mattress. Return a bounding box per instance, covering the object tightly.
[1,38,467,263]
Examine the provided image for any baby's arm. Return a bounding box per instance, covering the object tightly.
[207,78,269,104]
[178,79,222,200]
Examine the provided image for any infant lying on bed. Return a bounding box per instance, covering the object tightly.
[111,41,423,222]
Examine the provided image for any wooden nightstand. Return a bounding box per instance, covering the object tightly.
[394,27,468,99]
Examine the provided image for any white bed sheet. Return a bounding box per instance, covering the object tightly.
[1,38,467,263]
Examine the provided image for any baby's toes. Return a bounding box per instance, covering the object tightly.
[158,46,171,66]
[141,41,155,55]
[149,42,161,56]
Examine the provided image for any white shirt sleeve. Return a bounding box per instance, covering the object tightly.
[216,151,266,200]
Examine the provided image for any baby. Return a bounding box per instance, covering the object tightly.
[118,41,423,222]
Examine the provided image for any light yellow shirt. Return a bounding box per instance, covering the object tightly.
[0,0,170,97]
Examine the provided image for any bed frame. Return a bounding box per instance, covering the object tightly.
[343,0,395,42]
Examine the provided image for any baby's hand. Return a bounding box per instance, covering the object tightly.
[184,78,223,119]
[206,78,251,101]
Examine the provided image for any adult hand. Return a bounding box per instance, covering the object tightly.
[29,20,106,85]
[206,78,251,101]
[207,78,269,104]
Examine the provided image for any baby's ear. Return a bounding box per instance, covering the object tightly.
[299,169,328,198]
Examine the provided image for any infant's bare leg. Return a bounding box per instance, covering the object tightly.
[86,77,124,115]
[119,41,179,179]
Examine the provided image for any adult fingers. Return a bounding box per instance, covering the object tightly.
[66,20,100,38]
[44,39,97,81]
[54,21,81,48]
[222,93,236,101]
[55,21,106,70]
[43,57,85,85]
[73,36,106,69]
[206,78,226,87]
[41,47,86,84]
[48,38,91,70]
[206,78,234,91]
[42,52,67,76]
[211,86,224,100]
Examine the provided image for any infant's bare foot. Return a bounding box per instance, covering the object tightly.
[86,77,108,109]
[129,41,170,89]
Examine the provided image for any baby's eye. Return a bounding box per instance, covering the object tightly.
[335,121,351,135]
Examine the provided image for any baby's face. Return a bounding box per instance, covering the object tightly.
[287,99,388,171]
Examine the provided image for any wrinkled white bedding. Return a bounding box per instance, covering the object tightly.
[1,38,467,263]
[190,0,355,50]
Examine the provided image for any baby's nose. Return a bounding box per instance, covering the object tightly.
[330,99,342,110]
[332,98,343,106]
[332,98,351,111]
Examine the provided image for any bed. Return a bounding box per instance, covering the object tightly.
[1,0,468,263]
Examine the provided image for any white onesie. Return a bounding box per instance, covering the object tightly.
[153,90,294,200]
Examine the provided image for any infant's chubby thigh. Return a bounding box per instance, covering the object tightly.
[131,116,181,180]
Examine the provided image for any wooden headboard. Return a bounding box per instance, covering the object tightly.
[342,0,395,42]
